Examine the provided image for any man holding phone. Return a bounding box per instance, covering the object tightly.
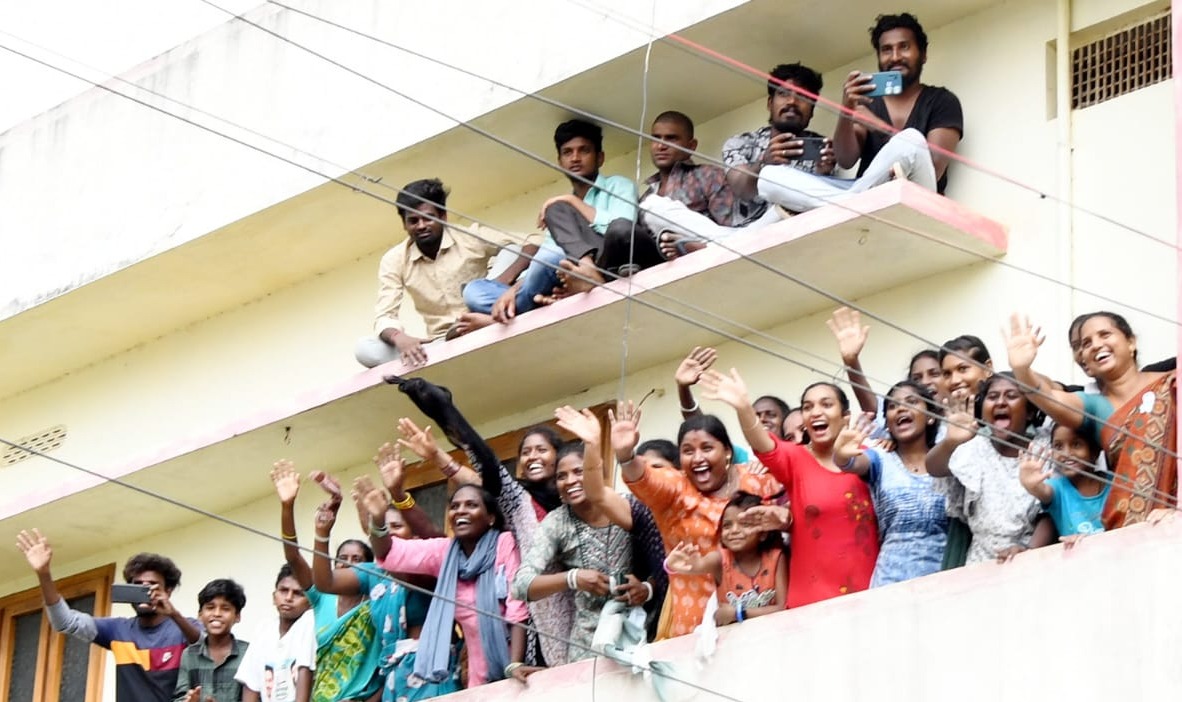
[834,12,964,193]
[722,60,939,218]
[721,62,836,221]
[16,529,202,702]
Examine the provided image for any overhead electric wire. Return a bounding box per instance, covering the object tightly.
[614,0,659,403]
[2,38,1170,496]
[3,14,1175,462]
[1,16,1176,696]
[564,0,1180,252]
[191,0,1181,464]
[0,435,750,702]
[262,0,1182,332]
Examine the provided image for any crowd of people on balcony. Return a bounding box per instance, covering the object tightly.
[353,11,962,369]
[12,10,1179,702]
[16,302,1177,702]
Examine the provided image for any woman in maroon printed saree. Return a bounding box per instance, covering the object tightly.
[1008,311,1177,527]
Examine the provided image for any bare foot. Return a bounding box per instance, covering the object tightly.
[533,286,569,307]
[558,258,604,294]
[449,312,495,338]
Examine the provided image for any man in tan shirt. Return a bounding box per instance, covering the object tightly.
[354,178,542,368]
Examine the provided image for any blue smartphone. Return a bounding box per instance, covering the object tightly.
[866,70,903,97]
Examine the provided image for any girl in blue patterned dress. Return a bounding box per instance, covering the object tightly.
[838,380,948,586]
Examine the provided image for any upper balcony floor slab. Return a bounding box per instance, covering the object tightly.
[0,0,1001,400]
[0,181,1006,578]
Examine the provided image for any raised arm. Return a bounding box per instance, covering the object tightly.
[832,413,875,477]
[700,368,775,454]
[310,500,362,596]
[663,542,722,581]
[832,71,875,169]
[269,461,314,590]
[148,583,201,644]
[1005,313,1084,428]
[826,307,877,415]
[397,418,482,488]
[925,395,976,477]
[609,401,647,482]
[674,347,717,420]
[374,443,444,541]
[554,406,633,530]
[16,529,99,641]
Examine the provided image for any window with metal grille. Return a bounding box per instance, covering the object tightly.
[1072,9,1172,109]
[1,425,67,466]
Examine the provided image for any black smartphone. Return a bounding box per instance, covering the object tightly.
[611,571,629,595]
[798,137,825,162]
[111,583,152,604]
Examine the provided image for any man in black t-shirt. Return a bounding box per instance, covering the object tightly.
[708,59,943,226]
[834,12,964,194]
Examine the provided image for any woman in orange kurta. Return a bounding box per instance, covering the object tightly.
[609,403,781,638]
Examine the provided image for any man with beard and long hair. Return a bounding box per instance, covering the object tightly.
[16,530,202,702]
[834,12,964,194]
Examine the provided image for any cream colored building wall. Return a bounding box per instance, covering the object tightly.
[1,0,1174,500]
[0,0,743,318]
[1,2,1176,696]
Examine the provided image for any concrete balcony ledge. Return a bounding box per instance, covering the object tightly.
[0,182,1005,576]
[450,518,1182,702]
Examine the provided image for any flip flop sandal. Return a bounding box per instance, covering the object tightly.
[658,231,689,259]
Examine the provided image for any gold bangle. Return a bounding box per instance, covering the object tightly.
[281,532,297,540]
[391,493,416,510]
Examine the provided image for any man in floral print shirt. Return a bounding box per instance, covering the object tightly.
[642,110,774,260]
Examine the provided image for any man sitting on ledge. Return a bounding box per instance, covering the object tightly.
[463,119,656,327]
[833,12,963,194]
[538,119,653,290]
[721,59,943,229]
[354,178,540,368]
[637,110,751,261]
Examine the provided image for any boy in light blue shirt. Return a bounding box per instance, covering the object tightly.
[538,119,658,290]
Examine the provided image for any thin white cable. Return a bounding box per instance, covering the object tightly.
[562,0,1180,252]
[3,23,1175,462]
[254,0,1182,334]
